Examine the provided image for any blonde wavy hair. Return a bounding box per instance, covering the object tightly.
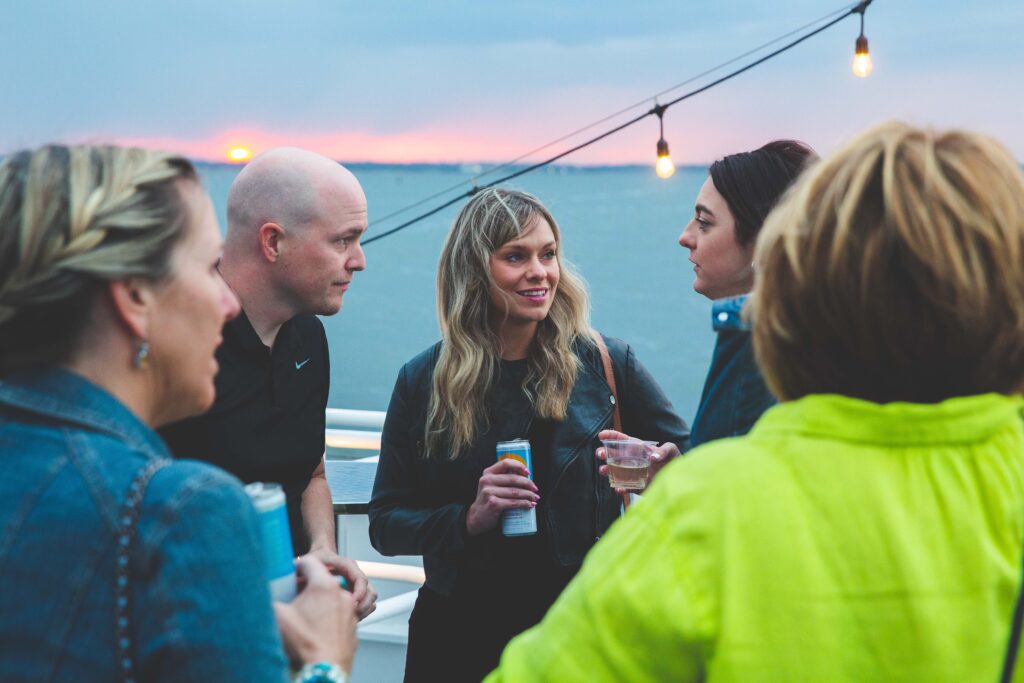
[0,144,197,376]
[426,188,594,459]
[750,122,1024,402]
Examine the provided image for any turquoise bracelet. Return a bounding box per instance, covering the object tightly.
[294,662,348,683]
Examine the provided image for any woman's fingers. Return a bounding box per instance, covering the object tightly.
[487,458,531,477]
[482,473,538,491]
[483,485,539,501]
[597,429,632,441]
[294,554,335,588]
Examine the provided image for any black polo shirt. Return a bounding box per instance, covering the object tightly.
[160,310,330,555]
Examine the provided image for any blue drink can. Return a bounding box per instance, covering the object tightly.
[496,439,537,536]
[244,482,297,602]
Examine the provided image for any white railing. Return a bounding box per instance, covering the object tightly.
[326,408,384,450]
[326,407,419,681]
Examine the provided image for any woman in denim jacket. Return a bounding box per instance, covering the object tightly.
[679,141,816,447]
[0,146,355,683]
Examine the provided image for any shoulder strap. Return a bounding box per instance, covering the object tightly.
[593,333,634,511]
[592,333,621,432]
[116,458,171,683]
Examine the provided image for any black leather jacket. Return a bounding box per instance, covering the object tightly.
[368,334,690,596]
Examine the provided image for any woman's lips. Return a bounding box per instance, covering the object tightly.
[517,288,548,302]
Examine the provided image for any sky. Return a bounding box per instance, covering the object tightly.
[2,0,1023,165]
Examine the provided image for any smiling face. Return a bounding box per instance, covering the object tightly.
[678,177,756,300]
[148,181,240,425]
[487,216,561,335]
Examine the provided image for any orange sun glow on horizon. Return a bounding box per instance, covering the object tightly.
[227,146,252,163]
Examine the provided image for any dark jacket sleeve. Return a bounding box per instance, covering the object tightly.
[367,362,470,559]
[615,341,691,453]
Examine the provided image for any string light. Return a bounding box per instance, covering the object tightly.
[852,1,873,77]
[362,1,873,247]
[654,106,675,179]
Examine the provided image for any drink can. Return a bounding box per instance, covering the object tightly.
[244,482,297,602]
[496,439,537,536]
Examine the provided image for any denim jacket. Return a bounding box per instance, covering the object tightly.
[689,295,776,448]
[0,369,288,682]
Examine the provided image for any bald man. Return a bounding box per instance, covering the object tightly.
[161,147,376,617]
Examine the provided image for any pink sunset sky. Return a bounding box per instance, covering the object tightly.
[4,1,1023,165]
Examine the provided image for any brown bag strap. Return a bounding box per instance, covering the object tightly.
[593,333,633,510]
[592,332,621,432]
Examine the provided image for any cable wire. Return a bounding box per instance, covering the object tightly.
[363,0,871,247]
[367,1,859,230]
[369,1,861,229]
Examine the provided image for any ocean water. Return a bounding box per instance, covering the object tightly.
[199,163,716,425]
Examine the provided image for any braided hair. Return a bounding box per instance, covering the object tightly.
[0,145,196,376]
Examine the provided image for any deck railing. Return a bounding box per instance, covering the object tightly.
[325,407,420,677]
[326,408,385,450]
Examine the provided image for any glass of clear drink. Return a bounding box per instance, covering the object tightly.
[601,439,656,490]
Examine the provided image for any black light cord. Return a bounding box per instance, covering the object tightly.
[363,0,873,247]
[366,1,860,231]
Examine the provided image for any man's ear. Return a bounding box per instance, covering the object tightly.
[107,278,155,340]
[258,222,285,263]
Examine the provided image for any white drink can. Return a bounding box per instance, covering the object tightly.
[496,439,537,536]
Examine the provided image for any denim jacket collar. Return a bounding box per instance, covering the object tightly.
[0,367,170,459]
[711,293,751,332]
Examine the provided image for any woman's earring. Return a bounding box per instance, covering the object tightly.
[133,340,150,370]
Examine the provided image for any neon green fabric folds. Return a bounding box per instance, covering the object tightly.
[487,393,1024,682]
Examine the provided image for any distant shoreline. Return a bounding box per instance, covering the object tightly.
[192,160,712,173]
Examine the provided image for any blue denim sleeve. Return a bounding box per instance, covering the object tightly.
[132,463,289,683]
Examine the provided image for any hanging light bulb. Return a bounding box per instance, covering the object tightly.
[852,4,873,78]
[656,139,676,179]
[852,35,872,77]
[654,106,675,179]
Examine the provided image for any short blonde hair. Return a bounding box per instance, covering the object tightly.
[751,122,1024,402]
[0,144,197,375]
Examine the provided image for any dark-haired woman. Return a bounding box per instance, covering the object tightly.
[679,140,816,447]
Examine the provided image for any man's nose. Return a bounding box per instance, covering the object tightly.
[348,243,366,272]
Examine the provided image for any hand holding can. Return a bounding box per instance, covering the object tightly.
[465,442,539,537]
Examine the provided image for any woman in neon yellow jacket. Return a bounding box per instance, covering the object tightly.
[486,121,1024,682]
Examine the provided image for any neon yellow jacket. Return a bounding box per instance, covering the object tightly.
[486,393,1024,682]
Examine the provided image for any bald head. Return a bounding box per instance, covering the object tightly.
[226,147,365,247]
[220,147,368,324]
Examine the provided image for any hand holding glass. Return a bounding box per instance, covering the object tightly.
[601,439,656,490]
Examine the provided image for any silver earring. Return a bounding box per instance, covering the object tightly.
[133,341,149,370]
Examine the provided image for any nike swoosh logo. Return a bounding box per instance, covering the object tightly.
[295,358,311,370]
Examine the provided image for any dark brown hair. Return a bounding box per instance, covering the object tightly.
[709,139,817,246]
